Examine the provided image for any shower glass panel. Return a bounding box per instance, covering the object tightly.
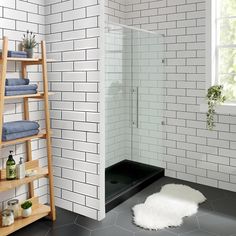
[131,31,165,167]
[105,22,165,168]
[105,24,132,168]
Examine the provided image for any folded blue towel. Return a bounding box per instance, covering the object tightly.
[6,78,30,86]
[5,90,37,96]
[2,129,39,141]
[3,121,40,135]
[5,84,38,91]
[0,51,27,58]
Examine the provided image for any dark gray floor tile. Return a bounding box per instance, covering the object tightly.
[10,221,50,236]
[198,212,236,236]
[11,177,236,236]
[44,207,78,228]
[46,223,90,236]
[211,197,236,218]
[195,201,214,217]
[135,229,177,236]
[224,189,236,199]
[116,210,144,233]
[113,197,139,213]
[134,177,174,200]
[91,225,133,236]
[166,216,199,234]
[181,229,218,236]
[76,211,117,230]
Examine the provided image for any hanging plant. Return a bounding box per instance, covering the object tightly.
[206,85,226,130]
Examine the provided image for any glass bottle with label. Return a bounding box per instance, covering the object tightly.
[6,150,16,180]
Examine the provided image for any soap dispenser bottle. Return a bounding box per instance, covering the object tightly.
[6,151,16,180]
[16,157,25,179]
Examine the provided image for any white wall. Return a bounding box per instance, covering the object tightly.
[0,0,48,210]
[45,0,105,220]
[125,0,236,192]
[105,0,126,24]
[0,0,105,220]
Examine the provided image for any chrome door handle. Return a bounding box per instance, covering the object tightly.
[136,86,139,128]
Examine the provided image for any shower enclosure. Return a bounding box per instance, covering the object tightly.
[105,22,166,211]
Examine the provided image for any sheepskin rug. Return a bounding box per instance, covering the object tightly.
[133,184,206,230]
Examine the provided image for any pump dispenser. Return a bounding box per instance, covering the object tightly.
[6,151,16,180]
[16,157,25,179]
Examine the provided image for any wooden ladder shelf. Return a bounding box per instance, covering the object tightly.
[0,37,56,236]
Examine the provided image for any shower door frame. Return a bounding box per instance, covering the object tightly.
[101,20,166,219]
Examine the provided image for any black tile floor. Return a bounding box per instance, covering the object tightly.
[11,177,236,236]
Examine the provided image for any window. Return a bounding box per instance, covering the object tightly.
[207,0,236,102]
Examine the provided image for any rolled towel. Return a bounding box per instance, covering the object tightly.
[2,129,39,141]
[3,121,40,135]
[6,78,30,86]
[5,90,37,96]
[5,84,38,91]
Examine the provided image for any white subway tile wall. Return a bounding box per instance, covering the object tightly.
[0,0,48,211]
[45,0,103,220]
[122,0,236,191]
[2,0,236,223]
[105,0,126,24]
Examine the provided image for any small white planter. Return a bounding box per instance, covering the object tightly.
[22,207,32,218]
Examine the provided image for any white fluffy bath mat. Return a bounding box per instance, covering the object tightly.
[132,184,206,230]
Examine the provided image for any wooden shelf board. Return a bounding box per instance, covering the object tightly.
[0,167,48,192]
[1,130,47,147]
[0,160,39,180]
[0,57,55,64]
[4,92,55,100]
[0,204,50,236]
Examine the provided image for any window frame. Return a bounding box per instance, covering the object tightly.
[204,0,236,113]
[206,0,217,89]
[200,0,236,115]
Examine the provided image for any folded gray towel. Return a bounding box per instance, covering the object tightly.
[6,78,30,86]
[5,84,38,91]
[2,129,39,141]
[3,121,40,135]
[5,90,37,96]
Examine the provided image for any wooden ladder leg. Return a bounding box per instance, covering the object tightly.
[22,63,34,198]
[41,41,56,221]
[0,37,8,147]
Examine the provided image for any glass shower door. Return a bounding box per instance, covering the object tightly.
[105,24,132,168]
[131,31,166,167]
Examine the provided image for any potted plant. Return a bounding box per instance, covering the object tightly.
[22,30,38,58]
[21,200,32,218]
[206,85,226,130]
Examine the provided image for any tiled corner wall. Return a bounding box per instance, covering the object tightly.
[105,0,126,24]
[125,0,236,192]
[45,0,104,220]
[0,0,105,220]
[0,0,48,210]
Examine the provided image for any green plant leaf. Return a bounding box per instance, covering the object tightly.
[206,85,227,130]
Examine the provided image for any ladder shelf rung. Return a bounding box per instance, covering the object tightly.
[0,167,48,192]
[4,92,55,100]
[0,57,55,65]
